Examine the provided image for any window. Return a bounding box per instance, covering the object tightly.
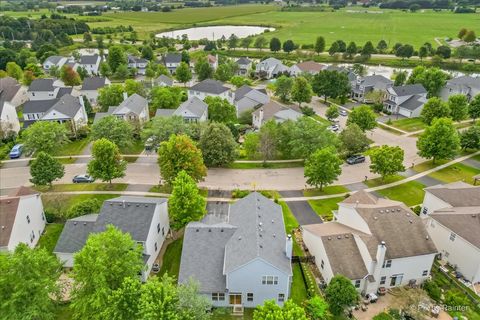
[422,207,428,215]
[262,276,278,285]
[278,294,285,303]
[449,233,456,241]
[320,260,324,269]
[155,242,158,251]
[354,280,361,288]
[422,270,428,277]
[162,227,165,236]
[380,276,386,285]
[382,260,392,268]
[247,293,253,302]
[26,215,30,224]
[212,293,225,301]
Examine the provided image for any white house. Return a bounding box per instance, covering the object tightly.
[234,85,270,116]
[39,94,88,131]
[383,84,428,118]
[421,182,480,284]
[255,58,288,79]
[207,54,219,70]
[0,187,46,252]
[188,79,234,104]
[54,197,170,280]
[179,192,292,308]
[80,77,110,105]
[154,74,173,87]
[128,55,148,75]
[440,75,480,102]
[164,53,183,74]
[351,75,393,103]
[94,93,149,124]
[77,54,102,75]
[302,191,437,295]
[155,96,208,123]
[43,55,68,71]
[0,77,28,107]
[0,91,20,136]
[27,78,65,101]
[235,57,252,76]
[289,61,326,77]
[252,101,302,129]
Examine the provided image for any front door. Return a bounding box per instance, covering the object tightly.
[229,294,242,305]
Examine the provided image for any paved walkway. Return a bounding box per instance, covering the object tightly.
[75,142,92,164]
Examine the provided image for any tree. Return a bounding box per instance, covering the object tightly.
[71,226,144,320]
[361,41,375,58]
[291,76,313,107]
[460,125,480,150]
[205,96,237,123]
[67,198,101,219]
[194,57,213,81]
[77,67,89,81]
[469,94,480,120]
[124,79,145,97]
[314,36,326,55]
[395,44,414,59]
[407,66,448,97]
[87,138,127,184]
[83,32,92,44]
[258,121,278,161]
[340,123,370,156]
[177,279,212,320]
[269,37,281,52]
[376,40,388,53]
[419,46,428,61]
[141,45,154,60]
[254,36,268,50]
[6,62,23,81]
[243,133,260,159]
[369,145,405,181]
[421,97,450,125]
[241,37,253,50]
[214,63,236,82]
[91,115,133,149]
[0,244,62,320]
[97,84,125,111]
[326,105,340,120]
[107,46,127,73]
[325,275,358,315]
[22,121,69,154]
[254,300,308,320]
[345,41,357,59]
[417,118,460,164]
[227,34,239,50]
[304,147,342,190]
[99,62,112,78]
[305,296,330,320]
[141,116,190,146]
[458,28,468,39]
[102,277,142,320]
[282,39,295,54]
[328,42,339,56]
[409,3,420,11]
[274,75,294,102]
[448,94,469,122]
[96,35,104,49]
[436,45,451,59]
[158,134,207,184]
[312,70,351,102]
[175,61,192,86]
[30,152,64,186]
[289,117,338,159]
[138,275,180,320]
[199,122,237,167]
[463,30,476,42]
[150,87,182,110]
[168,170,206,229]
[394,71,407,86]
[114,64,129,80]
[347,105,377,131]
[60,65,81,86]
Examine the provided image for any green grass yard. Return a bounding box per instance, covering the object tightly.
[390,117,426,132]
[364,174,405,188]
[279,201,300,233]
[227,161,304,169]
[303,185,349,197]
[36,183,128,193]
[159,237,183,279]
[427,162,480,185]
[375,180,426,206]
[308,197,344,221]
[38,223,65,254]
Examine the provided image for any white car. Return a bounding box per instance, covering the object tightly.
[328,124,340,132]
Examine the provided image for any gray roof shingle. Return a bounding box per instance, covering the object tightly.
[81,77,108,91]
[113,93,148,116]
[155,75,173,86]
[28,79,55,92]
[190,79,229,95]
[398,94,425,111]
[45,94,83,118]
[0,77,21,102]
[164,53,182,64]
[174,97,207,118]
[53,214,98,253]
[390,84,427,96]
[79,55,100,65]
[23,99,58,114]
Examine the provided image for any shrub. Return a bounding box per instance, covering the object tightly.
[412,205,421,215]
[231,189,250,198]
[300,106,315,116]
[67,199,101,219]
[423,280,441,301]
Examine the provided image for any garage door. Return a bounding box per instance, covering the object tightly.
[398,108,412,118]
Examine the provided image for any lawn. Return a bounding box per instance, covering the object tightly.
[38,223,65,253]
[364,174,405,188]
[303,185,349,197]
[291,263,309,304]
[390,117,426,132]
[54,137,90,164]
[308,197,344,221]
[377,122,404,135]
[413,159,449,172]
[227,161,304,169]
[309,114,330,125]
[427,162,480,185]
[159,237,183,279]
[36,183,128,192]
[375,180,426,206]
[212,308,254,320]
[279,201,300,233]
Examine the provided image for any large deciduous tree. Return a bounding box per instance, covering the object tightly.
[254,300,308,320]
[407,66,448,97]
[339,123,370,156]
[274,75,294,103]
[199,122,237,167]
[325,275,359,316]
[460,125,480,150]
[469,94,480,121]
[417,118,460,164]
[448,94,469,122]
[305,295,330,320]
[98,84,125,111]
[269,37,281,52]
[22,121,69,154]
[30,152,65,186]
[149,87,182,110]
[325,105,340,120]
[107,46,127,73]
[87,138,127,184]
[91,115,133,149]
[291,76,313,107]
[175,62,192,86]
[369,145,406,181]
[141,116,190,146]
[347,105,377,131]
[312,70,351,102]
[421,97,451,125]
[60,65,81,86]
[194,57,214,81]
[304,147,342,190]
[205,96,237,124]
[314,36,326,55]
[289,117,338,159]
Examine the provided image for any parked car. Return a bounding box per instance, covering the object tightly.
[152,263,160,273]
[328,124,340,132]
[339,110,348,116]
[72,174,95,183]
[9,144,23,159]
[346,154,366,165]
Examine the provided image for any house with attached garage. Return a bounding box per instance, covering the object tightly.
[43,55,68,72]
[420,182,480,284]
[54,196,170,281]
[302,191,437,295]
[164,53,183,74]
[255,58,288,79]
[178,192,293,308]
[155,96,208,123]
[27,78,65,101]
[77,54,102,75]
[128,55,148,75]
[188,79,234,104]
[154,74,173,87]
[0,90,21,136]
[80,76,110,105]
[440,75,480,102]
[0,77,28,107]
[383,84,427,118]
[235,57,252,76]
[94,93,149,124]
[234,85,269,116]
[351,75,393,103]
[252,101,302,129]
[0,187,46,252]
[289,61,327,77]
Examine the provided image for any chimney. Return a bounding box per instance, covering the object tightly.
[373,241,387,280]
[123,92,128,101]
[285,234,293,259]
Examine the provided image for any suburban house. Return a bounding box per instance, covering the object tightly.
[164,53,183,74]
[383,84,428,118]
[80,77,110,105]
[325,65,357,82]
[54,196,170,280]
[289,61,327,77]
[207,54,219,70]
[235,57,252,76]
[0,187,46,252]
[302,191,437,295]
[27,78,65,101]
[43,55,68,71]
[178,192,293,308]
[77,54,102,75]
[0,77,28,107]
[440,75,480,102]
[154,74,173,87]
[255,58,288,79]
[420,182,480,284]
[0,90,21,136]
[155,96,208,122]
[94,93,149,124]
[234,85,269,116]
[252,101,302,128]
[351,75,393,103]
[188,79,234,104]
[128,55,148,75]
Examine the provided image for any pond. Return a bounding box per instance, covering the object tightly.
[156,25,274,41]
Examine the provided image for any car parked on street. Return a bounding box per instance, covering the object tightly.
[339,110,348,116]
[9,144,23,159]
[328,124,340,132]
[346,154,366,165]
[72,174,95,183]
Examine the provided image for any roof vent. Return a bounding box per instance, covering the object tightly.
[271,220,274,223]
[73,221,77,225]
[345,234,349,238]
[385,209,390,213]
[337,235,342,239]
[145,204,148,207]
[273,233,276,238]
[472,214,477,218]
[328,237,332,240]
[409,220,413,224]
[196,229,199,232]
[259,234,262,238]
[426,235,429,240]
[110,203,113,206]
[238,236,242,240]
[1,226,4,229]
[208,229,211,232]
[259,245,263,249]
[259,222,263,226]
[374,216,378,220]
[380,210,384,213]
[397,208,401,212]
[257,206,261,210]
[406,213,411,217]
[221,229,224,232]
[83,222,87,226]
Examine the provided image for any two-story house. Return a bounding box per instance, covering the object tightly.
[351,75,393,103]
[421,182,480,283]
[54,196,170,280]
[43,55,68,72]
[289,61,327,77]
[255,58,288,79]
[235,57,252,76]
[154,74,173,87]
[94,93,149,124]
[128,55,148,75]
[179,192,292,308]
[27,78,65,101]
[0,90,20,136]
[80,77,110,105]
[207,54,219,70]
[440,75,480,102]
[0,77,28,107]
[252,101,302,129]
[303,191,437,295]
[155,96,208,123]
[77,54,101,75]
[39,94,88,132]
[188,79,234,104]
[383,84,428,118]
[234,85,269,116]
[0,187,46,251]
[164,53,183,74]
